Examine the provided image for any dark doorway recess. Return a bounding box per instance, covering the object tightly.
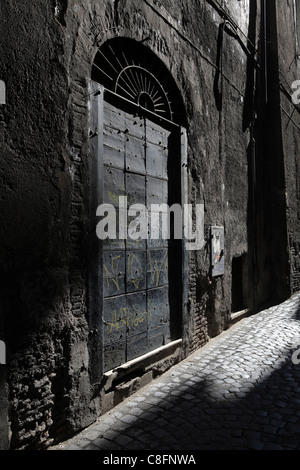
[231,255,248,313]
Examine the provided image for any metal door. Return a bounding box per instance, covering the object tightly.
[89,85,184,377]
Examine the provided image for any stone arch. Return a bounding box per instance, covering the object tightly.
[91,37,187,126]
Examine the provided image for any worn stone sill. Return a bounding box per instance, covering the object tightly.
[231,309,249,324]
[103,339,183,387]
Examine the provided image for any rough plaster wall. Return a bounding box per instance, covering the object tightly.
[0,0,84,449]
[0,0,287,449]
[0,368,9,449]
[276,0,300,294]
[184,1,252,337]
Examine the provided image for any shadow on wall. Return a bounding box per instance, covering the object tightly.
[0,367,9,450]
[212,0,257,120]
[0,136,77,449]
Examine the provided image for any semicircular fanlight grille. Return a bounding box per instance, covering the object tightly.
[92,38,186,125]
[115,65,172,119]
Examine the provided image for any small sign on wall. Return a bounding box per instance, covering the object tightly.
[211,226,224,277]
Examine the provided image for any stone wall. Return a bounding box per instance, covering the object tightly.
[0,0,298,449]
[276,0,300,295]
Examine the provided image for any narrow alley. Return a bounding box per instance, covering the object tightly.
[50,293,300,452]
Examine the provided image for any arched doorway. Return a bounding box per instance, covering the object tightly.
[88,38,188,382]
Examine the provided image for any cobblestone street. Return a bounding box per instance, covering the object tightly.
[50,293,300,451]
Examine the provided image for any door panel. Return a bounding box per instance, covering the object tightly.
[94,95,182,373]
